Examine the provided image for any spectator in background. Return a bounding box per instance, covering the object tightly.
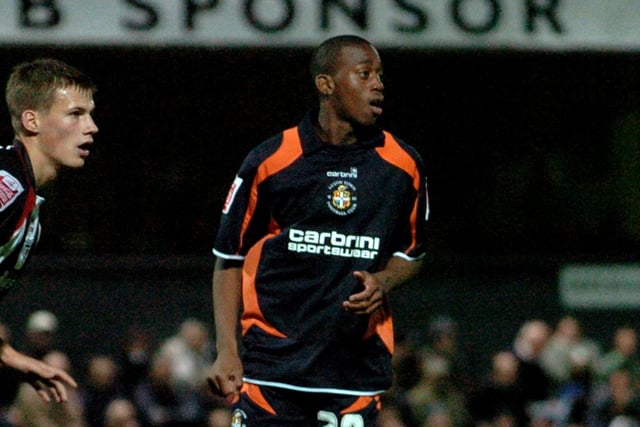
[539,314,601,389]
[157,319,212,393]
[117,325,152,399]
[11,350,87,427]
[23,310,60,360]
[511,319,553,406]
[596,326,640,383]
[376,400,410,427]
[405,349,470,427]
[422,316,475,395]
[0,58,97,403]
[133,352,186,426]
[156,318,213,425]
[467,350,527,427]
[523,315,601,427]
[589,369,640,427]
[553,347,597,427]
[103,398,141,427]
[422,403,454,427]
[80,354,125,427]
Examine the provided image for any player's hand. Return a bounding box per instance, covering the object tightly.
[342,270,384,315]
[1,344,77,402]
[207,351,243,405]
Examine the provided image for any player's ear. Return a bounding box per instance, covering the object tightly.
[315,74,334,95]
[21,110,39,134]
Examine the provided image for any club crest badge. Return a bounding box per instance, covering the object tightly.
[231,409,247,427]
[327,180,357,215]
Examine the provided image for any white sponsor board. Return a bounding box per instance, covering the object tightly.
[1,0,640,50]
[559,264,640,309]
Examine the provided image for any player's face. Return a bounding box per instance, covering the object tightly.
[330,43,384,127]
[37,86,98,169]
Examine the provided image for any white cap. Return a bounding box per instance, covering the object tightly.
[26,310,58,333]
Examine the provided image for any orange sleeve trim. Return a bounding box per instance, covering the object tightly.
[242,383,277,415]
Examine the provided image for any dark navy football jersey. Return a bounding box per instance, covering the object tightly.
[213,112,428,394]
[0,140,42,301]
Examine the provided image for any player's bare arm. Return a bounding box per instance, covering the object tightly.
[207,258,243,403]
[0,337,77,402]
[343,256,424,315]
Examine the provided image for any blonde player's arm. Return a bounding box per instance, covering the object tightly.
[0,337,77,402]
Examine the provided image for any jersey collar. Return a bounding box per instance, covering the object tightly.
[12,139,36,189]
[297,110,384,156]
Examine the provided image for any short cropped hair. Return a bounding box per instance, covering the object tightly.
[5,58,96,135]
[309,34,373,83]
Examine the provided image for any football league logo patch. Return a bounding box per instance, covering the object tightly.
[222,176,243,214]
[327,180,357,216]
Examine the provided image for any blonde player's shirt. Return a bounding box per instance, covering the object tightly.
[0,140,42,300]
[213,112,429,395]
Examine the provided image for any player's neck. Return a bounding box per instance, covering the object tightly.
[315,110,356,146]
[19,137,58,187]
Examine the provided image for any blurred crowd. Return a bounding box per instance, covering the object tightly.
[1,310,640,427]
[0,312,229,427]
[381,315,640,427]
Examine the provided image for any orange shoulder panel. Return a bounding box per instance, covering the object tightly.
[239,127,303,250]
[375,132,421,256]
[375,131,420,192]
[255,127,303,184]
